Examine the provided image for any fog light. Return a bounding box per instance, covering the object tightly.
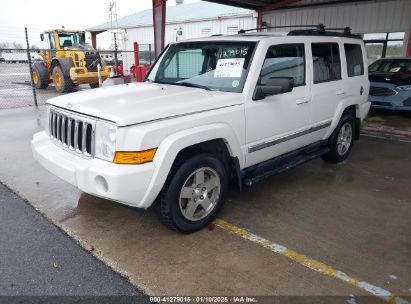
[95,175,108,193]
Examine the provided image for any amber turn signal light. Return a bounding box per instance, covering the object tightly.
[113,149,157,164]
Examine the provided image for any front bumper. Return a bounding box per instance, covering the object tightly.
[369,82,411,111]
[32,131,155,208]
[369,99,411,111]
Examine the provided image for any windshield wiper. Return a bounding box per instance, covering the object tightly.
[177,82,211,91]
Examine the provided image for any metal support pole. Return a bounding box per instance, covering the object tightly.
[97,63,102,87]
[113,32,119,75]
[257,8,263,31]
[406,29,411,57]
[91,32,97,49]
[25,27,38,107]
[381,32,389,58]
[149,44,152,65]
[152,0,166,59]
[133,41,139,68]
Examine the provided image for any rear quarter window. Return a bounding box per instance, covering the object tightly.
[344,44,364,77]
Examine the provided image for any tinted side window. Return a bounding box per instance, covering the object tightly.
[344,44,364,77]
[48,33,56,49]
[260,44,305,86]
[312,43,341,83]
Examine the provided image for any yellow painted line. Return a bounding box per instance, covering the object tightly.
[214,219,409,304]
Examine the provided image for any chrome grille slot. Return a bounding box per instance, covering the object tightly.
[49,108,95,157]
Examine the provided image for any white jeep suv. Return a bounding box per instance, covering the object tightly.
[32,27,370,233]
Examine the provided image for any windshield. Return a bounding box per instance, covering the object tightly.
[146,41,256,92]
[369,59,411,73]
[58,32,83,48]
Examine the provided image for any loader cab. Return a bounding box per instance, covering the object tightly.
[41,30,86,52]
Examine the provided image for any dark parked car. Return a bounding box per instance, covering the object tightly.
[368,57,411,112]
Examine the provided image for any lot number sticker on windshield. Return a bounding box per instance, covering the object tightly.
[214,58,245,78]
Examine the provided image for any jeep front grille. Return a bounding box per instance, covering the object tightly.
[49,108,95,157]
[369,86,396,96]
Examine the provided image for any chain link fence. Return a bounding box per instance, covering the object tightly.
[0,30,154,110]
[0,49,38,109]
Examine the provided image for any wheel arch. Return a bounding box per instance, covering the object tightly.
[50,57,73,75]
[326,102,361,141]
[171,139,243,192]
[342,104,360,140]
[139,123,244,208]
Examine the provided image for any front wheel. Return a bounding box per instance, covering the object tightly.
[322,114,355,163]
[52,66,74,93]
[156,153,228,233]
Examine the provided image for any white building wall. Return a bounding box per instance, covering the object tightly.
[120,14,256,73]
[123,14,256,46]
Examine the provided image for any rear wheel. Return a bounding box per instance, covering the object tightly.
[32,65,48,89]
[156,153,228,233]
[322,114,355,163]
[52,66,74,93]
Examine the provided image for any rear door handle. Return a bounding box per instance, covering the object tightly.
[296,97,311,105]
[336,89,346,96]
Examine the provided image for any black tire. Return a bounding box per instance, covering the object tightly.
[32,65,49,89]
[156,153,228,233]
[322,114,355,163]
[89,83,100,89]
[52,66,74,93]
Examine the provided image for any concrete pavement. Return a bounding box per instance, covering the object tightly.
[0,183,147,299]
[0,106,410,301]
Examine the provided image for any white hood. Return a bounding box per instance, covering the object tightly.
[47,82,242,126]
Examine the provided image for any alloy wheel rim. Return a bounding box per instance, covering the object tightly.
[337,122,352,156]
[54,73,61,87]
[179,167,221,221]
[32,71,39,84]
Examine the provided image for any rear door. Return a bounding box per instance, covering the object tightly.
[309,41,344,142]
[343,42,368,106]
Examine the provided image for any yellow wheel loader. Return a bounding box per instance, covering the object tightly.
[32,29,110,92]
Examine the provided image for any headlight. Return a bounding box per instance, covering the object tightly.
[397,85,411,91]
[95,121,117,161]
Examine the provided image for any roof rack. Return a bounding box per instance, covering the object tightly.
[238,24,361,39]
[238,24,323,34]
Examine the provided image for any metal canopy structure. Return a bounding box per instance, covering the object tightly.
[88,0,411,62]
[148,0,376,57]
[205,0,300,11]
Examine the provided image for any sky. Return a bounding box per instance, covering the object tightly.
[0,0,199,48]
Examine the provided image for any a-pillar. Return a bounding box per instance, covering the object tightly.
[405,29,411,57]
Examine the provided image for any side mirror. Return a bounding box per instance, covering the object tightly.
[254,77,294,100]
[40,33,44,41]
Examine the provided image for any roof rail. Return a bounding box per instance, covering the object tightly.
[238,24,324,34]
[238,24,361,39]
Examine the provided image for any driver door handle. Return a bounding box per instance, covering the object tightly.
[336,89,346,96]
[296,96,311,105]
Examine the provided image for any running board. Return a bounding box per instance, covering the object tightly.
[243,144,330,187]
